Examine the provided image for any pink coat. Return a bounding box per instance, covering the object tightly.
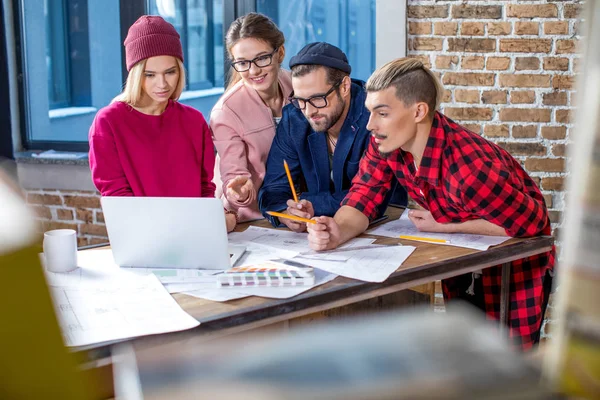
[210,70,293,221]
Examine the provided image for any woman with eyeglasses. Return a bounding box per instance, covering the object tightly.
[89,16,238,232]
[210,13,292,222]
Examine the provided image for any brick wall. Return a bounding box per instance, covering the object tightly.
[26,189,108,247]
[407,0,582,339]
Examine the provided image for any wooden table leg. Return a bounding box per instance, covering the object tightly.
[499,262,511,336]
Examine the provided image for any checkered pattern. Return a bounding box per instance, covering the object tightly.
[343,111,555,351]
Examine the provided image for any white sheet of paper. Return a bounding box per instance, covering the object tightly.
[368,211,510,251]
[182,268,338,301]
[292,245,416,283]
[234,242,299,267]
[44,254,199,347]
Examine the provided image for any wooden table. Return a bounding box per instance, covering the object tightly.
[81,206,552,354]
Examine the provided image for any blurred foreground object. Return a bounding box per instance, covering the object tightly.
[0,174,90,399]
[123,305,552,399]
[542,2,600,398]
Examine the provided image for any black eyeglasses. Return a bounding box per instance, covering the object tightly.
[231,48,279,72]
[289,80,343,110]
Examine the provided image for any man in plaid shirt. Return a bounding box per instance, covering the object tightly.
[307,58,555,350]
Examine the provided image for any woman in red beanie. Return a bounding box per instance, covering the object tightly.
[89,15,237,232]
[210,13,292,222]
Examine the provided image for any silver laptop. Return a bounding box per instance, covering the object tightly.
[101,197,245,269]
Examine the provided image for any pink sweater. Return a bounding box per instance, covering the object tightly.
[89,100,216,198]
[210,70,293,221]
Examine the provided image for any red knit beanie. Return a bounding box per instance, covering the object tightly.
[124,15,184,71]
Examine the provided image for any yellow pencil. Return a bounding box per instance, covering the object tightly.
[267,211,316,225]
[283,160,299,203]
[399,235,449,244]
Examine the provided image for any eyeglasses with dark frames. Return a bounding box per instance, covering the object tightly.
[289,80,343,110]
[231,48,279,72]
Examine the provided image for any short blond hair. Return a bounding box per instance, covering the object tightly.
[366,58,442,118]
[113,58,186,106]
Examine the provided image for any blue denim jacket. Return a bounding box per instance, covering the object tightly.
[258,79,407,227]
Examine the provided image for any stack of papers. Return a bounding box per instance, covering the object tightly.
[43,251,199,347]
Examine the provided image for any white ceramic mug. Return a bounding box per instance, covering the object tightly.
[43,229,78,273]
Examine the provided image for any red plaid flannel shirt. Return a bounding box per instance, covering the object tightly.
[343,112,555,350]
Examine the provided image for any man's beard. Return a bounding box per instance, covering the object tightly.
[308,93,345,133]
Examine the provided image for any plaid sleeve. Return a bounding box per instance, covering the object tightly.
[461,160,549,237]
[341,138,394,220]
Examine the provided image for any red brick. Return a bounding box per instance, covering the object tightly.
[409,22,431,35]
[543,194,553,208]
[525,158,565,172]
[481,90,507,104]
[448,38,495,52]
[515,22,539,35]
[541,126,567,140]
[89,237,110,245]
[410,38,443,51]
[484,125,509,138]
[435,55,459,70]
[96,211,105,223]
[515,57,540,71]
[556,40,578,54]
[461,22,485,36]
[443,72,495,86]
[27,193,63,206]
[541,177,564,191]
[486,57,510,70]
[500,39,552,53]
[544,21,569,35]
[512,125,537,138]
[564,4,583,19]
[500,74,551,88]
[506,4,558,18]
[408,5,448,18]
[57,209,74,220]
[79,224,108,237]
[42,221,78,232]
[552,144,566,157]
[463,124,482,134]
[444,107,493,121]
[455,89,480,104]
[552,75,576,90]
[573,58,582,73]
[461,56,485,70]
[63,195,101,209]
[29,205,52,219]
[543,91,568,106]
[510,91,536,104]
[434,22,458,36]
[548,211,563,224]
[498,142,547,156]
[487,22,511,36]
[442,89,452,103]
[452,5,502,19]
[556,109,573,124]
[77,237,89,247]
[499,108,552,122]
[543,57,569,71]
[76,209,94,223]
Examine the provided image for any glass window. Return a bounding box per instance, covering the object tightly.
[45,0,91,109]
[257,0,376,82]
[148,0,224,89]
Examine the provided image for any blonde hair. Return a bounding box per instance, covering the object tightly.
[112,58,186,106]
[366,58,443,118]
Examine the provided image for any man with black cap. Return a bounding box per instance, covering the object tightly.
[258,42,406,231]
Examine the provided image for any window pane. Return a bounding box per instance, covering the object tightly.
[149,0,224,89]
[257,0,376,82]
[45,0,71,108]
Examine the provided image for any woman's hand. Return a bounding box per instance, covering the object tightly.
[225,210,237,233]
[226,176,254,203]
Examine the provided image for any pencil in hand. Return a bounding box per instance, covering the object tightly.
[284,159,299,203]
[267,211,316,225]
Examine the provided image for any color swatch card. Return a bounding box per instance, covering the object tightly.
[217,261,315,287]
